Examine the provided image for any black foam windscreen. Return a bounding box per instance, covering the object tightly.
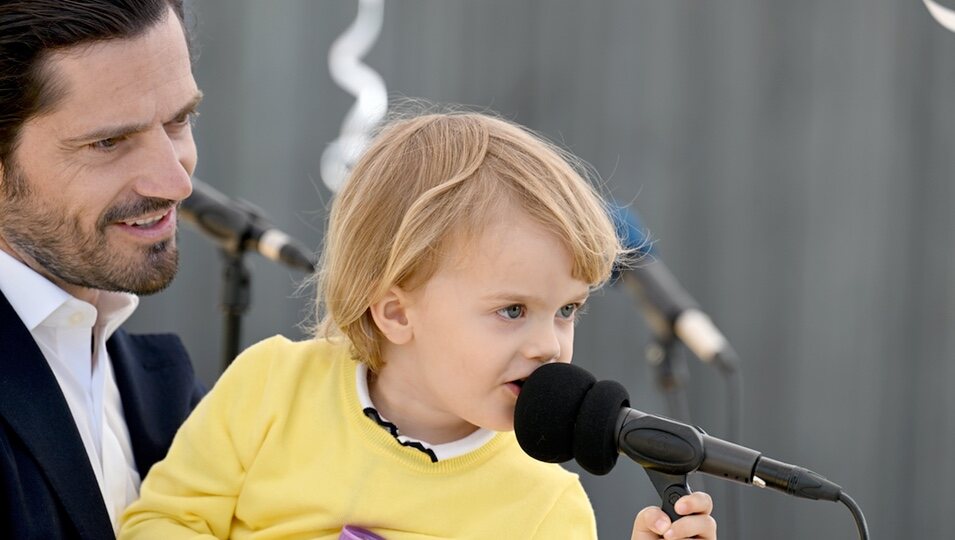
[514,363,596,463]
[573,379,630,475]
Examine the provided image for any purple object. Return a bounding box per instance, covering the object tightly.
[340,525,386,540]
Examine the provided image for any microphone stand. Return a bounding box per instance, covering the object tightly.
[645,338,692,423]
[220,248,251,372]
[181,179,318,373]
[647,337,743,539]
[646,339,706,497]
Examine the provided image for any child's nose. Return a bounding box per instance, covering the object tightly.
[523,322,562,363]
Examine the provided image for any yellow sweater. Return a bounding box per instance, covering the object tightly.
[120,336,597,539]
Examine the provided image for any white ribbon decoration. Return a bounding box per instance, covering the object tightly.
[924,0,955,32]
[321,0,388,193]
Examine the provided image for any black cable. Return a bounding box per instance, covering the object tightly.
[712,349,743,540]
[708,350,742,446]
[838,491,870,540]
[721,362,743,539]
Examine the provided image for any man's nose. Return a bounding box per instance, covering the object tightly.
[132,130,195,202]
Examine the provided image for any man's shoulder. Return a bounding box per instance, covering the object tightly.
[107,327,204,418]
[108,328,191,370]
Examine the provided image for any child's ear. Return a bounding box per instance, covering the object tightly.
[369,287,413,345]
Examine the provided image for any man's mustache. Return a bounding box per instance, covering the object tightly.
[100,197,178,227]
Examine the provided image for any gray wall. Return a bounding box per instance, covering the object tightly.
[126,1,955,538]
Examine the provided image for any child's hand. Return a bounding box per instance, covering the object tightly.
[631,492,716,540]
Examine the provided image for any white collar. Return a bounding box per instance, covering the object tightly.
[0,249,138,336]
[355,363,497,461]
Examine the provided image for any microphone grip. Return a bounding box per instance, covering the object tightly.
[699,434,760,484]
[629,261,699,322]
[180,187,249,246]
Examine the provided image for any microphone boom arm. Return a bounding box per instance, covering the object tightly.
[615,407,843,521]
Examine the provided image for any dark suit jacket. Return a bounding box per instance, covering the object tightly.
[0,291,206,539]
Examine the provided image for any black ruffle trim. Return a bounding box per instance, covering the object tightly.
[363,407,439,463]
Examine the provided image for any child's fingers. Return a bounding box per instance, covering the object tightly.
[674,491,713,517]
[631,506,671,540]
[632,492,716,540]
[659,492,715,539]
[662,514,717,540]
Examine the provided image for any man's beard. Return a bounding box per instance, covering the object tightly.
[0,165,181,296]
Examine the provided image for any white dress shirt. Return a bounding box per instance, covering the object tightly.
[0,249,141,533]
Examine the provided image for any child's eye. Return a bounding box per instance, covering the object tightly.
[497,305,525,320]
[557,303,578,319]
[169,111,198,127]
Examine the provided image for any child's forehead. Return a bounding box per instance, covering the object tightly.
[440,212,567,272]
[439,205,528,256]
[424,216,590,304]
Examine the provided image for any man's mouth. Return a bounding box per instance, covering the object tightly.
[110,207,177,241]
[121,209,171,228]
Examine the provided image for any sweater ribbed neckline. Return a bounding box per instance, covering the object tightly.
[338,358,511,474]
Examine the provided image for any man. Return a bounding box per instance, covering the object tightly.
[0,1,205,537]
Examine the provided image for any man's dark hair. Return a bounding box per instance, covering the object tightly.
[0,0,187,166]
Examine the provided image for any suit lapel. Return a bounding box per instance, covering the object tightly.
[109,330,162,476]
[0,292,114,539]
[109,329,196,476]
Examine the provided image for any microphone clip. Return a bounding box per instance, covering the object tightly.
[644,469,692,523]
[616,409,704,522]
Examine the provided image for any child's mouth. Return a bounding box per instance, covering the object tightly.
[507,378,527,396]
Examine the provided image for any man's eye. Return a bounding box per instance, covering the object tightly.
[498,305,525,320]
[90,137,120,151]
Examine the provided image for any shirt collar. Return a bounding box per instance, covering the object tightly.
[354,363,497,461]
[0,248,139,335]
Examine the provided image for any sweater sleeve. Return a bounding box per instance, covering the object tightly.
[531,478,598,539]
[119,337,281,539]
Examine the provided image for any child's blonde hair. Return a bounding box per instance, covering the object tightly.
[316,111,622,371]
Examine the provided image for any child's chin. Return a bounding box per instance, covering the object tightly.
[492,415,515,433]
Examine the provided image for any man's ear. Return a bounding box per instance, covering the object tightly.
[369,287,413,345]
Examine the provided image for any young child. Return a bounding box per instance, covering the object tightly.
[120,112,716,539]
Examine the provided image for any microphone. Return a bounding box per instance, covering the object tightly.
[514,362,843,520]
[180,178,315,272]
[611,206,737,373]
